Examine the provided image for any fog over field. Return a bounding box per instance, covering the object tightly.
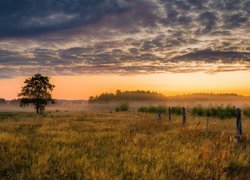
[1,94,250,112]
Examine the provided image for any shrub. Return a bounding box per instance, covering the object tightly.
[243,108,250,117]
[147,106,158,113]
[138,106,148,113]
[138,106,167,113]
[192,106,205,116]
[115,102,129,112]
[191,105,236,119]
[157,106,167,113]
[171,106,182,115]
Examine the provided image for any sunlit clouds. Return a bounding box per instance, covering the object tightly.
[0,0,249,99]
[0,0,249,78]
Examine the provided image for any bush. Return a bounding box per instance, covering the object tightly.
[157,106,167,113]
[138,106,182,114]
[191,105,236,119]
[138,106,148,113]
[147,106,158,113]
[171,106,182,115]
[191,106,206,116]
[243,108,250,117]
[138,106,167,113]
[115,102,129,112]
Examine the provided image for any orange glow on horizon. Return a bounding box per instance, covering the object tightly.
[0,71,250,100]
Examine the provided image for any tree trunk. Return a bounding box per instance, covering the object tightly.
[36,106,39,114]
[35,100,39,114]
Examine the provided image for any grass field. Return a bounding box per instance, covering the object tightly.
[0,110,249,179]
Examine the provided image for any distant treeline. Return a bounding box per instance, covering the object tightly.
[0,98,77,105]
[184,93,240,96]
[138,105,250,119]
[0,98,19,104]
[88,90,167,103]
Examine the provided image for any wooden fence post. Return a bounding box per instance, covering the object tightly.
[182,107,186,127]
[168,107,171,121]
[236,108,242,136]
[157,111,161,120]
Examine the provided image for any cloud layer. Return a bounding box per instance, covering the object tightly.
[0,0,249,78]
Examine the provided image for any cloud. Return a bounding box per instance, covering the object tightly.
[0,0,249,78]
[0,0,129,37]
[223,13,248,29]
[197,11,217,34]
[171,49,250,63]
[1,46,249,78]
[0,49,32,65]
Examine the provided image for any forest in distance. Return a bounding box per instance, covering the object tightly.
[88,90,244,103]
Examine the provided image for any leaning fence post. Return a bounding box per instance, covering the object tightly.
[236,108,242,136]
[168,107,171,121]
[182,107,186,127]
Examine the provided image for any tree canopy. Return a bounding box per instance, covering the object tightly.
[18,74,55,114]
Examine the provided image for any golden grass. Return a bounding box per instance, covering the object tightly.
[0,111,249,179]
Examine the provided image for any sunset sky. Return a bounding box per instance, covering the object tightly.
[0,0,250,100]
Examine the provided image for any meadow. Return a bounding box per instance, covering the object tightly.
[0,109,249,179]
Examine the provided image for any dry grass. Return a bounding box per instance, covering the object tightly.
[0,111,249,179]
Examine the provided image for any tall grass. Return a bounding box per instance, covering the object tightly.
[0,111,249,179]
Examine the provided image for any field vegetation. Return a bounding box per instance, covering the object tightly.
[138,105,250,120]
[0,110,249,179]
[115,102,129,112]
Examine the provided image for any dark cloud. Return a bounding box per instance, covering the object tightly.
[197,11,217,34]
[187,0,205,8]
[223,13,248,29]
[171,49,250,63]
[173,1,191,11]
[0,49,32,65]
[0,0,249,38]
[0,0,249,78]
[210,30,231,36]
[0,0,129,37]
[224,0,241,10]
[176,16,192,25]
[129,48,139,55]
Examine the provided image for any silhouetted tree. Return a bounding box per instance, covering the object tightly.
[18,74,55,114]
[0,98,5,104]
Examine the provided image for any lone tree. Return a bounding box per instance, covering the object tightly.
[18,74,55,114]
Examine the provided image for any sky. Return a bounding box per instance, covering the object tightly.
[0,0,250,100]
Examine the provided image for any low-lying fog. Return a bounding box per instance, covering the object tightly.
[1,95,250,112]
